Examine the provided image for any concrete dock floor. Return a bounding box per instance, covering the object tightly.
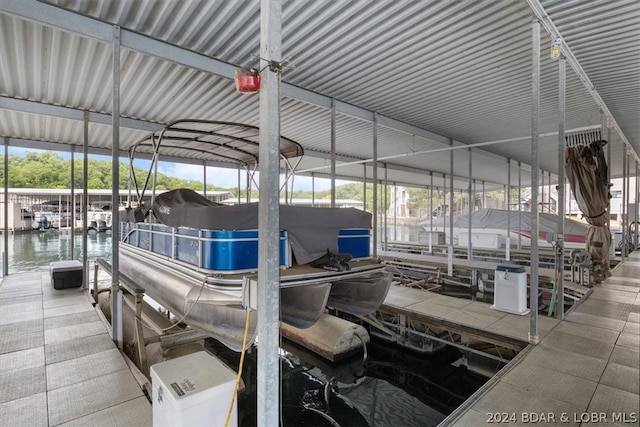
[0,271,151,427]
[438,253,639,426]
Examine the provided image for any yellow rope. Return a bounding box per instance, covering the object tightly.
[224,309,252,427]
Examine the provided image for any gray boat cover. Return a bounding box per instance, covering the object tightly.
[421,208,589,239]
[147,189,372,264]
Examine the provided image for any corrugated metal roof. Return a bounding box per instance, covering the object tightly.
[0,0,637,191]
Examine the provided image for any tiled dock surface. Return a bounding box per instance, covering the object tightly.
[0,271,151,426]
[434,253,638,427]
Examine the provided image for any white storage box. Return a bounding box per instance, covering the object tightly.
[150,351,238,427]
[491,264,530,315]
[418,231,445,245]
[457,232,503,249]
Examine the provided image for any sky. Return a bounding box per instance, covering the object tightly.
[10,147,343,192]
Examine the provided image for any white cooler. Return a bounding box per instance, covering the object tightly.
[491,264,530,315]
[150,351,238,427]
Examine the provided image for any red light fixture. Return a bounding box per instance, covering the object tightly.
[234,68,260,94]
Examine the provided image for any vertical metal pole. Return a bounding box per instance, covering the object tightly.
[257,1,281,425]
[555,56,566,319]
[467,148,473,260]
[633,161,640,250]
[529,21,540,343]
[429,173,433,252]
[383,164,388,251]
[246,168,251,203]
[622,148,628,259]
[237,165,241,204]
[618,149,627,261]
[203,161,207,198]
[83,112,89,288]
[70,148,75,258]
[607,123,612,236]
[330,99,336,208]
[482,180,485,209]
[518,161,522,249]
[284,162,288,205]
[372,115,378,257]
[111,25,123,348]
[3,138,8,276]
[311,172,316,207]
[541,169,545,213]
[362,166,366,212]
[626,152,632,254]
[548,171,552,213]
[506,159,511,261]
[393,182,397,241]
[449,141,454,277]
[449,139,454,247]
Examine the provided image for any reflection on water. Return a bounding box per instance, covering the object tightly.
[378,223,424,243]
[2,230,112,275]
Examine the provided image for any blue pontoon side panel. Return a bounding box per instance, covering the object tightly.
[176,228,289,270]
[121,223,289,271]
[338,228,370,259]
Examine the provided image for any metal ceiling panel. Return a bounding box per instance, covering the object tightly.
[0,0,636,191]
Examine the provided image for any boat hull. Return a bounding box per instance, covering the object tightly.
[119,243,332,350]
[327,270,393,316]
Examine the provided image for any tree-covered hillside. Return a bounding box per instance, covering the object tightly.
[1,152,223,192]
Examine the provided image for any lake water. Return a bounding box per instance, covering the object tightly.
[1,230,113,275]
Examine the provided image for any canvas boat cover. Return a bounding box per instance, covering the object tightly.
[421,208,589,239]
[143,189,372,265]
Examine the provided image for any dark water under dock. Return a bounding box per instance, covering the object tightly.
[206,338,489,427]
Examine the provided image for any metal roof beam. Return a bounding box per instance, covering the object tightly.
[6,135,246,170]
[0,97,162,132]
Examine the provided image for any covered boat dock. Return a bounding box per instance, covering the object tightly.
[1,0,639,425]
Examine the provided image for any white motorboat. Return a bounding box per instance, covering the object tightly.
[420,208,589,250]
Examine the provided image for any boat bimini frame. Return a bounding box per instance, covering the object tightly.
[125,119,304,208]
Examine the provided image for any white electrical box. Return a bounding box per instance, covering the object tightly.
[491,265,530,315]
[150,351,238,427]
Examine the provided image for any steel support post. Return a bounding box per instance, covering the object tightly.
[449,139,454,248]
[529,21,541,343]
[203,161,207,198]
[83,112,89,288]
[384,164,388,251]
[3,138,7,277]
[518,161,523,250]
[468,148,473,260]
[607,124,612,234]
[372,115,378,257]
[506,159,511,261]
[393,182,397,241]
[111,25,123,348]
[449,140,454,276]
[70,148,75,258]
[624,148,630,258]
[622,148,627,259]
[257,1,282,424]
[331,99,336,208]
[237,165,241,204]
[362,166,366,212]
[555,57,566,319]
[312,172,316,207]
[429,173,433,253]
